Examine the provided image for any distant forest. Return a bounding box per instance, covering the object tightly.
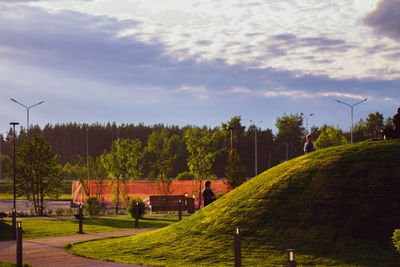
[0,112,392,179]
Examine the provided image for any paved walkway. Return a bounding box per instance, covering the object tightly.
[0,229,158,267]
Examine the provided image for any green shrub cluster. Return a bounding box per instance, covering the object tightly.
[85,197,104,217]
[126,197,146,218]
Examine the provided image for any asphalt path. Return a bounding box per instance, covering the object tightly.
[0,228,158,267]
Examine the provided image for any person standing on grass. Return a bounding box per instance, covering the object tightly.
[203,181,216,207]
[304,134,316,153]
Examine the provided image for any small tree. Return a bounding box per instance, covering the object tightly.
[225,149,246,190]
[145,129,183,194]
[314,126,349,149]
[184,128,218,208]
[101,138,143,214]
[16,135,64,215]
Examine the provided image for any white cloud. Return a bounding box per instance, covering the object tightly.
[23,0,400,80]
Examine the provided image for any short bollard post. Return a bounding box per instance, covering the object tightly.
[78,204,83,234]
[12,208,16,240]
[285,249,297,267]
[16,221,22,267]
[234,226,241,267]
[178,199,182,221]
[135,202,139,229]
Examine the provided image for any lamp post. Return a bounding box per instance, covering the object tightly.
[86,125,89,198]
[79,124,90,199]
[228,126,235,152]
[300,113,313,135]
[10,122,19,240]
[250,120,262,176]
[10,99,45,137]
[335,98,368,144]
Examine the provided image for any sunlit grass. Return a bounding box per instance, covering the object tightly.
[66,140,400,266]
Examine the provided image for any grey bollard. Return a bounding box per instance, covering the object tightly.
[135,202,139,229]
[234,226,241,267]
[178,199,182,221]
[78,204,83,234]
[16,221,22,267]
[285,249,297,267]
[12,208,16,240]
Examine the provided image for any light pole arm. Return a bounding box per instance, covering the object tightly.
[10,98,28,109]
[353,98,368,107]
[28,101,45,109]
[335,99,351,107]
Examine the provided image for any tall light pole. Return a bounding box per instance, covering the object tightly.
[10,99,45,137]
[78,124,90,200]
[300,113,313,135]
[250,120,262,176]
[9,122,19,239]
[335,98,368,144]
[86,125,90,198]
[228,126,235,152]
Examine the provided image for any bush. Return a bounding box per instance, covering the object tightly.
[176,172,195,180]
[393,229,400,253]
[85,197,102,217]
[55,208,64,216]
[127,197,146,218]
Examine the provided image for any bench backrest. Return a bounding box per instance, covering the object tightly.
[150,195,187,211]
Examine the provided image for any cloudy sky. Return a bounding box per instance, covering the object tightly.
[1,0,399,135]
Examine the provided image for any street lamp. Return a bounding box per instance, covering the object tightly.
[250,120,262,176]
[10,98,45,137]
[9,122,19,239]
[300,113,313,135]
[79,124,90,199]
[335,98,368,144]
[228,126,235,152]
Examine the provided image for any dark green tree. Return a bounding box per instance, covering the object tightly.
[275,113,305,160]
[16,135,65,215]
[353,119,367,142]
[145,129,185,194]
[365,112,384,139]
[224,149,246,190]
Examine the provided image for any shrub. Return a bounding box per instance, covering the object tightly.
[0,212,7,219]
[127,197,146,218]
[176,172,195,180]
[85,197,102,217]
[393,229,400,253]
[55,208,64,216]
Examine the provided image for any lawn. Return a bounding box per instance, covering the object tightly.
[0,215,178,241]
[66,140,400,266]
[0,261,32,267]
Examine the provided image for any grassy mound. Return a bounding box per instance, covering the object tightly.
[67,140,400,266]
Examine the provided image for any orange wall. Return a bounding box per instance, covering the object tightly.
[72,180,229,206]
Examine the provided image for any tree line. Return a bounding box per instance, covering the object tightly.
[0,112,392,180]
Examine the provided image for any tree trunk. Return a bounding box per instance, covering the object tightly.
[115,179,119,214]
[198,179,202,210]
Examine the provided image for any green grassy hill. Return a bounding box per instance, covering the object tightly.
[67,139,400,266]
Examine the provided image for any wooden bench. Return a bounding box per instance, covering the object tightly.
[150,195,189,213]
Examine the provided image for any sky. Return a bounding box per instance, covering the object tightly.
[0,0,399,136]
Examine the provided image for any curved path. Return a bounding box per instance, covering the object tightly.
[0,228,157,267]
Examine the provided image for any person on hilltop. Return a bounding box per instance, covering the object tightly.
[304,134,316,153]
[203,181,216,207]
[393,107,400,138]
[381,107,400,139]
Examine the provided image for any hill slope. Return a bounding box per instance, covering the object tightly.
[68,139,400,266]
